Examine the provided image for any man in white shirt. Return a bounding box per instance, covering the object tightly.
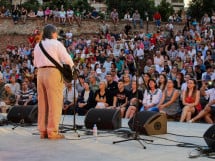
[34,24,74,140]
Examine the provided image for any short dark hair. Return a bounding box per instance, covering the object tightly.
[42,24,57,40]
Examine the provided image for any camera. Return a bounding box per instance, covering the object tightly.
[205,81,214,89]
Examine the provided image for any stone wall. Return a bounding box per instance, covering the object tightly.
[0,17,185,50]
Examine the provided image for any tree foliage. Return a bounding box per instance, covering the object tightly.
[106,0,156,20]
[157,0,174,21]
[22,0,40,11]
[43,0,92,11]
[187,0,215,20]
[0,0,12,8]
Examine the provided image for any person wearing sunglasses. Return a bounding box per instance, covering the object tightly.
[140,79,162,112]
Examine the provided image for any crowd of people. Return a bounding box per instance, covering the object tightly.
[0,4,215,124]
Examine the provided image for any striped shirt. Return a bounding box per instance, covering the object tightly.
[17,89,34,103]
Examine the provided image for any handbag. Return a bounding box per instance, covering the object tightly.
[39,42,73,83]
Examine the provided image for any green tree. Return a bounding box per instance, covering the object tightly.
[106,0,156,20]
[187,0,215,21]
[156,0,174,21]
[22,0,40,11]
[0,0,12,8]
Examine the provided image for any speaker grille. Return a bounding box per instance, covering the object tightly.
[203,125,215,150]
[84,109,121,130]
[128,111,167,135]
[7,105,38,123]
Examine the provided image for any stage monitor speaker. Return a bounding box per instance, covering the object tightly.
[128,111,167,135]
[85,108,121,130]
[203,124,215,150]
[7,105,38,123]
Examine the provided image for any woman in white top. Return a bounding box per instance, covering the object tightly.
[140,79,162,112]
[59,8,66,24]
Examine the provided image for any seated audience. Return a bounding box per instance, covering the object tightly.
[158,79,181,117]
[180,79,201,122]
[110,79,129,117]
[90,8,100,20]
[125,81,143,119]
[110,8,119,25]
[63,82,78,115]
[0,84,16,113]
[77,82,95,115]
[132,10,143,29]
[140,79,162,112]
[95,80,111,109]
[15,81,35,106]
[189,81,215,123]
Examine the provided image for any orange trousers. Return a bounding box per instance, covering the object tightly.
[37,68,63,134]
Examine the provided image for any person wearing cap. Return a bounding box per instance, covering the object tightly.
[34,24,74,140]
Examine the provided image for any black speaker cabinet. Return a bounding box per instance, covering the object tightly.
[7,105,38,123]
[128,111,167,135]
[85,108,121,130]
[203,124,215,150]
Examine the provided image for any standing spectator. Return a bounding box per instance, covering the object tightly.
[132,10,143,29]
[110,8,119,26]
[153,11,161,28]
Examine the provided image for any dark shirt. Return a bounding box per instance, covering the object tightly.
[107,81,118,106]
[94,89,112,106]
[115,89,130,106]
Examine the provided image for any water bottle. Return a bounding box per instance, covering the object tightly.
[93,124,98,141]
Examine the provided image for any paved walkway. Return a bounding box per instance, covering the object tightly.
[0,115,214,161]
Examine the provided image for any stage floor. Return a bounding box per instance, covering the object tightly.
[0,115,214,161]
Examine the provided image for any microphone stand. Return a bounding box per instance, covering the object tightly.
[113,56,153,148]
[60,68,81,137]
